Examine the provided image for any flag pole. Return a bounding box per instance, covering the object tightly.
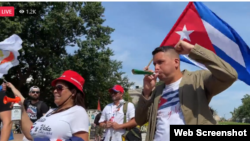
[146,58,153,68]
[146,58,160,83]
[2,76,8,83]
[97,97,101,111]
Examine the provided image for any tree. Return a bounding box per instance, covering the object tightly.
[230,108,237,121]
[123,91,133,103]
[0,2,134,108]
[0,2,87,101]
[66,40,134,108]
[232,94,250,120]
[60,2,134,109]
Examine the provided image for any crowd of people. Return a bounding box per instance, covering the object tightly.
[0,40,237,141]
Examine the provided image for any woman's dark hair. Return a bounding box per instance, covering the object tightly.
[64,81,86,109]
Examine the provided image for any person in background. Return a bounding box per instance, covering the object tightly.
[0,82,13,141]
[24,86,49,123]
[99,85,137,141]
[94,111,103,141]
[7,70,89,141]
[1,84,49,141]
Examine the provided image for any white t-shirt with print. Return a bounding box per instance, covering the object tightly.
[30,105,89,141]
[154,78,185,141]
[99,99,135,141]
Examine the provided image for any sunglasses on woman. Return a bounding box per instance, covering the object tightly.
[54,85,67,92]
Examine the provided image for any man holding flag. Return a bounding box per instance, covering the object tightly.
[161,2,250,85]
[135,2,242,141]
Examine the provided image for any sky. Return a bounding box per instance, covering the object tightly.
[66,2,250,119]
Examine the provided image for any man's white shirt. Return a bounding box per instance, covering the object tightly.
[99,99,135,141]
[154,78,185,141]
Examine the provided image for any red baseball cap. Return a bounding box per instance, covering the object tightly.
[51,70,85,94]
[109,85,124,94]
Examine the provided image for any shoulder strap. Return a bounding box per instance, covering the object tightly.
[24,100,31,110]
[123,101,128,124]
[37,101,43,116]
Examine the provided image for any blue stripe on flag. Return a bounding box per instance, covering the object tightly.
[194,2,250,70]
[213,45,250,85]
[180,55,196,66]
[162,89,179,97]
[179,2,250,85]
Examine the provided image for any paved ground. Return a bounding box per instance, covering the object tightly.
[12,133,23,141]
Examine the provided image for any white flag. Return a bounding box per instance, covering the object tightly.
[0,34,23,78]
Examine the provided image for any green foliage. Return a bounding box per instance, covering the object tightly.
[218,121,250,125]
[0,2,134,109]
[231,94,250,120]
[230,108,237,121]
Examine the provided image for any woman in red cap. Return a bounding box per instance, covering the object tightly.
[7,70,89,141]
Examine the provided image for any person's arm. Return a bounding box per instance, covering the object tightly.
[20,105,33,140]
[119,118,137,129]
[0,111,12,141]
[135,88,155,126]
[99,106,112,129]
[6,83,25,103]
[71,108,90,141]
[112,103,137,130]
[73,132,89,141]
[5,83,33,139]
[188,44,238,99]
[112,118,137,130]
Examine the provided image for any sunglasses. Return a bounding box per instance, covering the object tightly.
[31,91,40,94]
[110,91,120,95]
[54,85,67,92]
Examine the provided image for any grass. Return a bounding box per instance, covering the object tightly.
[218,121,250,125]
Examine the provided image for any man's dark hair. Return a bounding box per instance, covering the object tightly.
[152,46,179,58]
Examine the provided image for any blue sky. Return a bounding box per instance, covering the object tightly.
[67,2,250,119]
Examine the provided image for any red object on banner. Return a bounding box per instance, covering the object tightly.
[97,99,101,111]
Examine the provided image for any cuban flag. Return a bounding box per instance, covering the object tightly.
[160,2,250,85]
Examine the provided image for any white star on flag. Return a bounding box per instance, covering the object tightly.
[176,25,194,41]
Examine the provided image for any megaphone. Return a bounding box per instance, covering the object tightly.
[3,96,21,104]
